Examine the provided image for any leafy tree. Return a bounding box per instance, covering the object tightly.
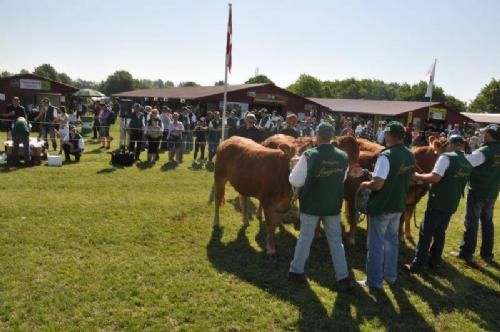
[0,71,12,77]
[245,74,274,84]
[19,69,30,74]
[164,80,175,88]
[58,72,73,85]
[287,74,323,97]
[214,80,224,86]
[178,81,200,87]
[73,78,101,90]
[33,64,59,81]
[102,70,135,95]
[469,79,500,113]
[135,79,154,89]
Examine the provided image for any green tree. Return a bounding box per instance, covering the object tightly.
[73,78,101,90]
[58,72,73,85]
[102,70,135,95]
[19,69,30,74]
[33,64,59,81]
[0,71,12,77]
[214,80,224,86]
[164,80,175,88]
[469,79,500,113]
[178,81,200,87]
[287,74,322,97]
[245,74,274,84]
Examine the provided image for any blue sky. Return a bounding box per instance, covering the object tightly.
[1,0,499,102]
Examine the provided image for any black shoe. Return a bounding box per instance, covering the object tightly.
[403,263,423,274]
[288,272,307,284]
[337,277,356,292]
[450,251,477,267]
[481,256,494,265]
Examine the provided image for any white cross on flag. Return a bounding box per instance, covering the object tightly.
[425,59,437,98]
[226,5,232,73]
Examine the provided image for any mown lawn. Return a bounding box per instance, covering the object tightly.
[0,129,498,331]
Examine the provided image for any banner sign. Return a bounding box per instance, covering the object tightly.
[19,79,50,91]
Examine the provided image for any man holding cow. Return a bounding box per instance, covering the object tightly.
[288,123,355,291]
[452,124,500,267]
[404,135,472,273]
[358,121,415,289]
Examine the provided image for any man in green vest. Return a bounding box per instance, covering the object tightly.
[36,97,58,151]
[288,123,355,291]
[207,111,222,166]
[358,121,415,289]
[404,135,472,273]
[12,117,31,166]
[451,124,500,266]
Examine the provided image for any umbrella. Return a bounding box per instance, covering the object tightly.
[73,89,106,98]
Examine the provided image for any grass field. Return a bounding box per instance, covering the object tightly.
[0,128,498,331]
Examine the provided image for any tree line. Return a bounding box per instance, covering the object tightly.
[1,65,498,113]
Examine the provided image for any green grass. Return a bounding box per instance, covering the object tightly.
[0,128,498,331]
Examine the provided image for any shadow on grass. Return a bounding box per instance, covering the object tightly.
[207,222,499,331]
[87,148,104,154]
[160,161,178,172]
[136,161,154,170]
[97,167,118,174]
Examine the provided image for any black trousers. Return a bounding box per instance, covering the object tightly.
[412,209,452,266]
[128,132,143,160]
[62,143,81,161]
[194,140,206,160]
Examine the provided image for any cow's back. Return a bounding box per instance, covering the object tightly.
[216,136,292,200]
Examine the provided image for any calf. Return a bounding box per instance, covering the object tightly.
[213,136,296,254]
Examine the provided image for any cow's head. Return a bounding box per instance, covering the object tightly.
[428,135,447,155]
[333,135,365,178]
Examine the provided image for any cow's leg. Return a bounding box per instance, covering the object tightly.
[263,205,279,255]
[345,199,356,245]
[404,205,414,241]
[239,195,250,225]
[213,176,227,228]
[256,202,263,221]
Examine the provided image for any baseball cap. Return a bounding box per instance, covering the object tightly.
[480,124,500,138]
[317,122,335,137]
[383,121,405,134]
[446,134,465,145]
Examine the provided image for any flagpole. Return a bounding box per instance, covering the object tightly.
[427,58,437,120]
[221,3,232,142]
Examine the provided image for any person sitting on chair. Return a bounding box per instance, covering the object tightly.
[62,125,84,162]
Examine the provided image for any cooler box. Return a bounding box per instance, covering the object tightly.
[47,155,63,166]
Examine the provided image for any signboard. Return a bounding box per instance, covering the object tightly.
[254,93,288,105]
[429,107,447,120]
[19,79,50,91]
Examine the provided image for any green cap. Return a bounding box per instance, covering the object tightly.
[480,124,500,138]
[383,121,405,134]
[446,134,465,145]
[317,122,334,137]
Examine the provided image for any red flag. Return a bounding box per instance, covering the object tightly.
[226,5,232,72]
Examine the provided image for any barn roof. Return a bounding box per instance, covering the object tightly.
[112,83,268,99]
[461,112,500,124]
[1,73,78,91]
[309,98,442,116]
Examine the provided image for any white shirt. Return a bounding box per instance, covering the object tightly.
[466,150,486,167]
[431,155,450,176]
[289,147,349,187]
[372,155,390,179]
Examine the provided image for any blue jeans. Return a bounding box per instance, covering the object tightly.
[366,212,401,288]
[13,136,30,165]
[412,209,452,266]
[290,213,349,281]
[459,191,496,261]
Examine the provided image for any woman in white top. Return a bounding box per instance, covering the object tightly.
[57,106,70,154]
[167,112,184,163]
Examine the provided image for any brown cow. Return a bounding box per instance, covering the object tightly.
[213,136,296,254]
